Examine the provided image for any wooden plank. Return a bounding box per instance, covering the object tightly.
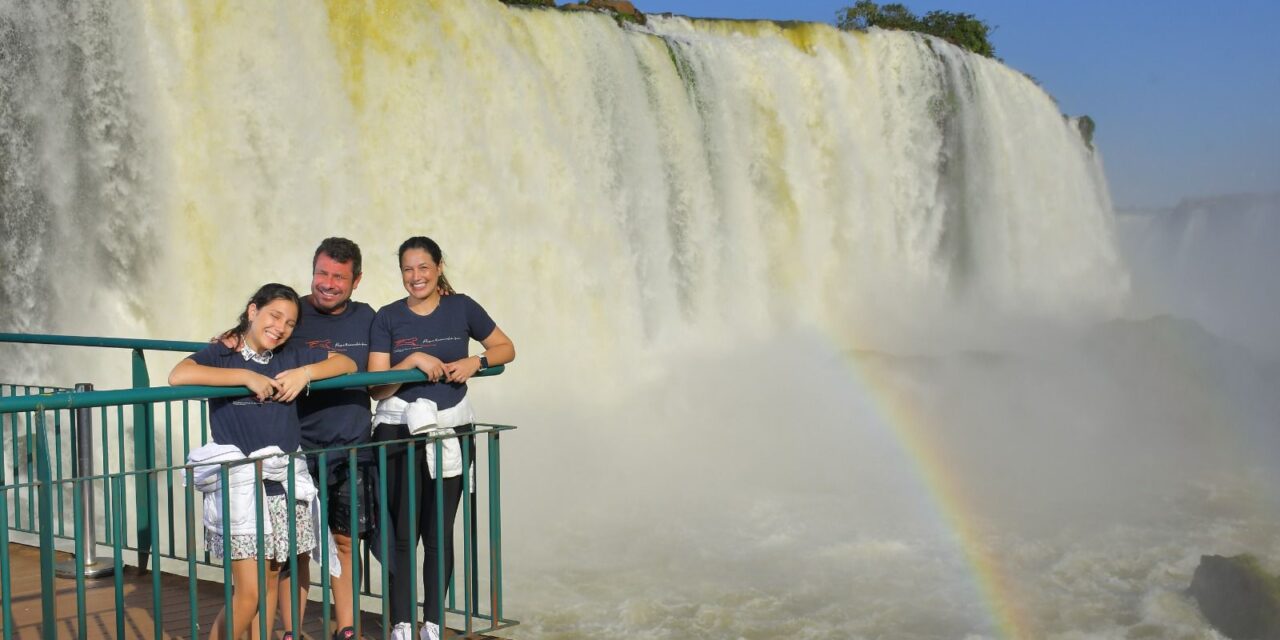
[0,543,501,639]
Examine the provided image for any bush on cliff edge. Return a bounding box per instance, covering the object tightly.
[837,1,996,58]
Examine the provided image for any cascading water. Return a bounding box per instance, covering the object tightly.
[4,2,1276,638]
[1,0,160,380]
[1,1,1123,352]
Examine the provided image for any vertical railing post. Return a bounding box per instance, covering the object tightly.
[35,411,57,640]
[407,440,418,638]
[0,486,13,640]
[434,438,446,637]
[131,348,156,570]
[56,383,114,579]
[149,466,163,639]
[348,448,361,638]
[488,430,504,623]
[185,466,199,639]
[377,444,391,637]
[461,432,474,635]
[287,455,300,640]
[318,452,331,638]
[72,463,87,637]
[111,475,126,639]
[220,465,233,639]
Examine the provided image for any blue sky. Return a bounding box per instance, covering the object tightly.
[637,0,1280,208]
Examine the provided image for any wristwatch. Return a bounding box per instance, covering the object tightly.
[478,354,489,370]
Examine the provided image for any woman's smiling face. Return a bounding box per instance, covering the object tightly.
[400,247,441,302]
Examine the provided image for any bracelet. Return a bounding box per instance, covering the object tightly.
[304,366,312,396]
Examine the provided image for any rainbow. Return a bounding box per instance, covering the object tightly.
[849,354,1035,640]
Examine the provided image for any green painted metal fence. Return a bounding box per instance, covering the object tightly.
[1,332,209,573]
[0,333,516,639]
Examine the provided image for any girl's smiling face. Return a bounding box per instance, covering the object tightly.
[245,298,298,352]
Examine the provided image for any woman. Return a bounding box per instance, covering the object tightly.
[368,237,515,640]
[170,283,356,640]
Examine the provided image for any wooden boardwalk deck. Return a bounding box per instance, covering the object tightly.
[0,544,499,639]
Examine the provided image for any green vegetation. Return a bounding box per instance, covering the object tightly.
[612,11,644,26]
[1074,115,1096,150]
[836,1,996,58]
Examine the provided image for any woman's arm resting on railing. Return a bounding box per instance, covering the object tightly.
[444,326,515,383]
[167,358,280,401]
[367,351,447,401]
[274,352,356,403]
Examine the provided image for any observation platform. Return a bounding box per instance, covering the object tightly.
[1,543,497,639]
[0,333,515,639]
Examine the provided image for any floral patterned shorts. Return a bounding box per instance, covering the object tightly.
[205,494,316,561]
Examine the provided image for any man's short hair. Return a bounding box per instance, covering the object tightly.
[313,237,362,277]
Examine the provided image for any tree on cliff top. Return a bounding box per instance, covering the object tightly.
[836,1,996,58]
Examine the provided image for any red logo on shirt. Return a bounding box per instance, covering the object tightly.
[307,339,334,351]
[394,338,420,349]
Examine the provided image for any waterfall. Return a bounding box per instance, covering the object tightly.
[1,3,1197,638]
[2,1,1124,368]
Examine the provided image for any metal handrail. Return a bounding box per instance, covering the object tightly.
[2,332,221,572]
[0,366,506,414]
[0,332,208,352]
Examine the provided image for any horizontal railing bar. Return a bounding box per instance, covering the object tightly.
[2,429,520,556]
[0,333,208,352]
[0,366,505,413]
[4,429,516,549]
[1,426,517,488]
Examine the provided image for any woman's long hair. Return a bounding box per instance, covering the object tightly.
[398,236,455,295]
[218,283,301,352]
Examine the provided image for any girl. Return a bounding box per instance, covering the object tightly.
[368,237,514,640]
[171,283,356,640]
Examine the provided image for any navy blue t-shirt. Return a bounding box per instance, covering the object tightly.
[369,294,497,410]
[292,298,375,455]
[191,340,327,494]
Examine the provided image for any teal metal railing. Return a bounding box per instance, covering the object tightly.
[0,333,515,639]
[0,384,70,538]
[1,333,207,572]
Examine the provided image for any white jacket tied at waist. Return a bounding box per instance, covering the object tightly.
[373,396,475,479]
[184,444,318,536]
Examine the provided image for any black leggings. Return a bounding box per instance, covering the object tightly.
[373,422,468,626]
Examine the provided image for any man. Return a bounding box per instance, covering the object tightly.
[278,237,376,640]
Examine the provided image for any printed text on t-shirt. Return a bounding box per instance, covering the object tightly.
[392,336,464,353]
[306,339,368,353]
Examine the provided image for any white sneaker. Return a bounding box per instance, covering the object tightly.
[420,621,441,640]
[390,621,414,640]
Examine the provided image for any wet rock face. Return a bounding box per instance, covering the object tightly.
[585,0,639,14]
[1188,554,1280,639]
[561,0,647,25]
[1074,115,1095,150]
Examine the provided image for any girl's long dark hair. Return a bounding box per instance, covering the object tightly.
[218,283,301,352]
[398,236,455,295]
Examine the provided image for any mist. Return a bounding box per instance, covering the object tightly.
[484,195,1280,638]
[483,296,1280,637]
[1116,192,1280,358]
[4,2,1280,637]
